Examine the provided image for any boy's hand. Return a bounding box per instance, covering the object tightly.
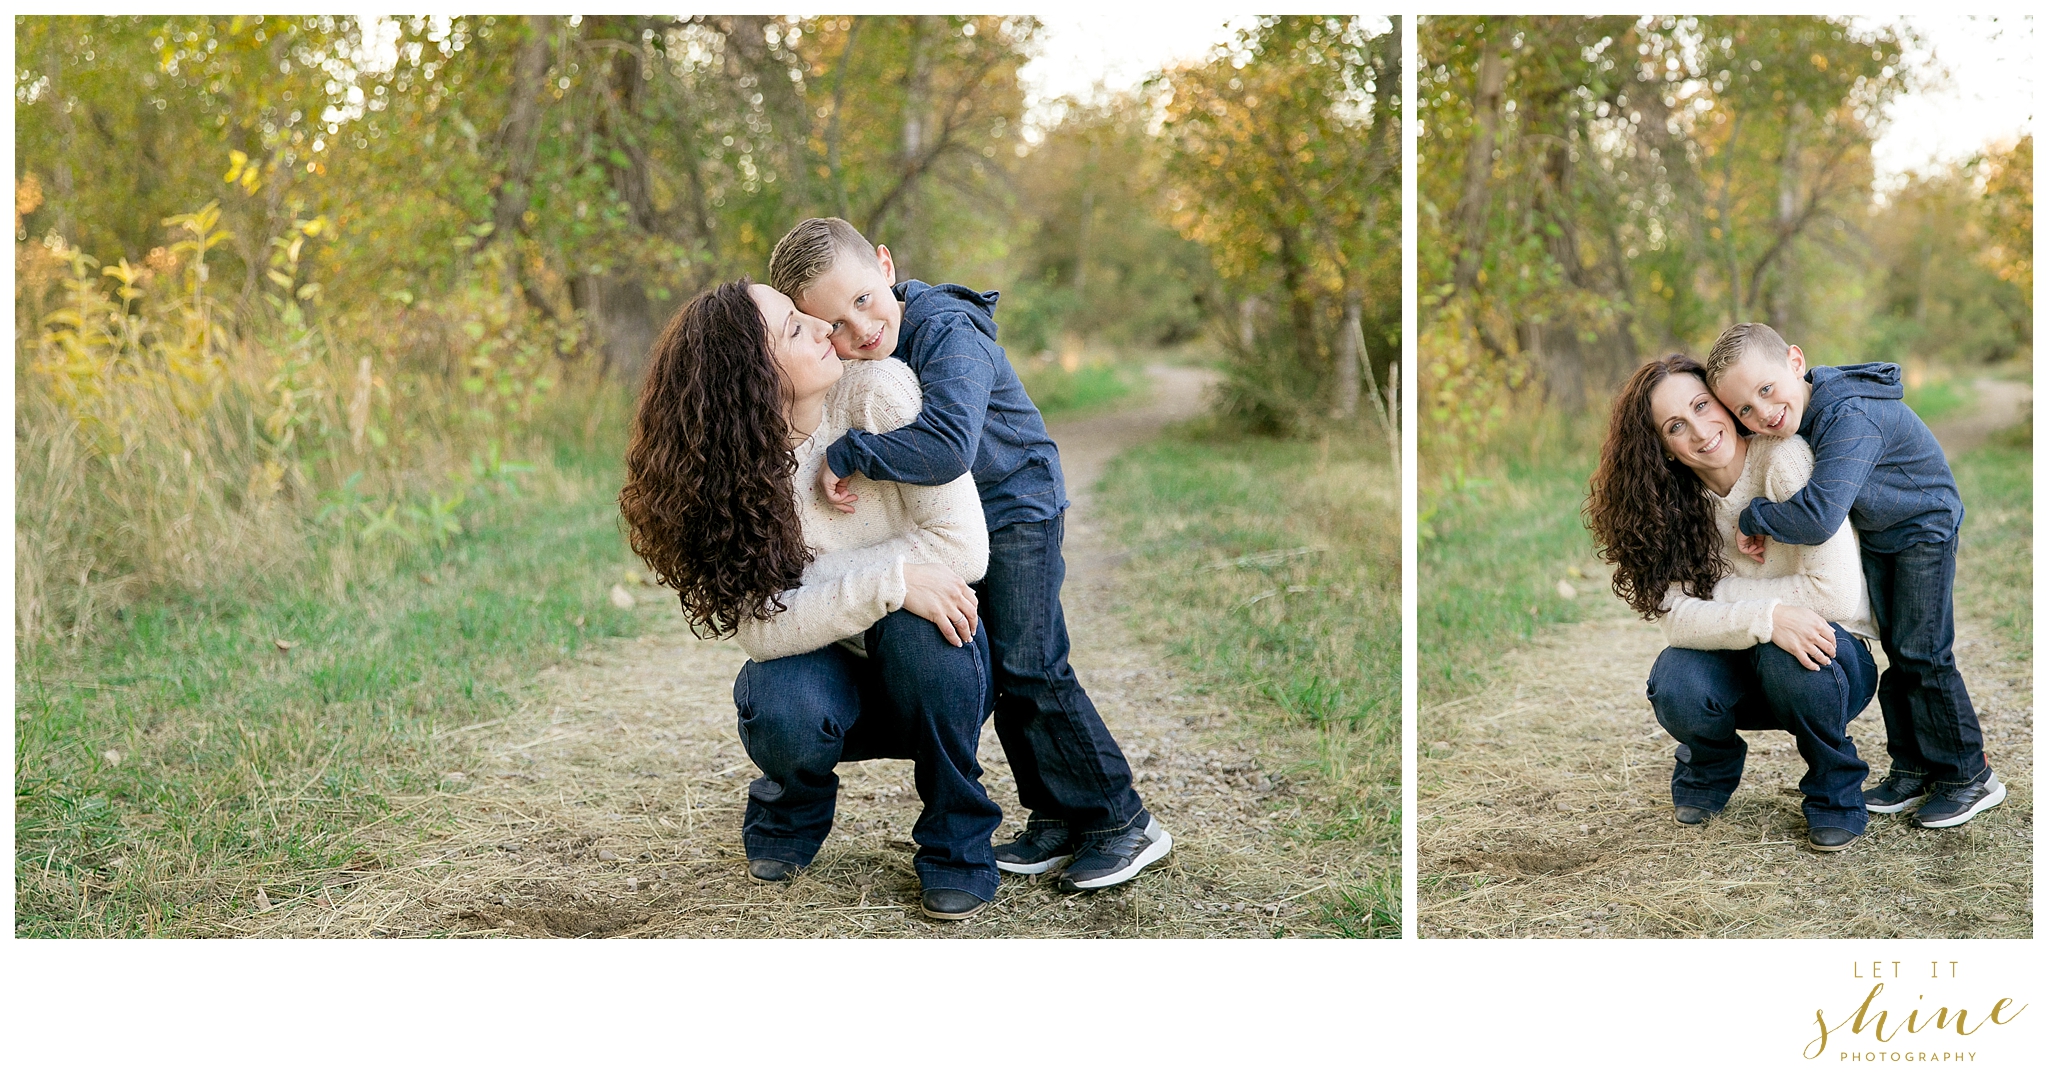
[1737,532,1767,564]
[818,463,859,513]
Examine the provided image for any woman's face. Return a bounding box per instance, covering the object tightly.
[749,282,841,403]
[1649,371,1741,474]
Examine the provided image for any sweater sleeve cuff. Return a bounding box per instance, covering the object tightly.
[877,556,908,613]
[1748,597,1780,645]
[1738,501,1766,538]
[826,433,861,481]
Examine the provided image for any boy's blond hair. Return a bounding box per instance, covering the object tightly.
[767,217,880,302]
[1704,322,1792,386]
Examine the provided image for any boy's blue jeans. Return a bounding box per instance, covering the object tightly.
[1646,624,1877,833]
[1860,537,1989,790]
[978,514,1149,838]
[732,608,1001,902]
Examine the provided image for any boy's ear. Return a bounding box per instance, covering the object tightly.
[1785,344,1805,375]
[874,244,897,287]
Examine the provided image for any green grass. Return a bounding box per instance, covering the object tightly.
[1018,359,1140,419]
[1951,418,2032,653]
[14,443,651,936]
[1419,416,1605,704]
[1902,376,1975,425]
[1097,427,1400,936]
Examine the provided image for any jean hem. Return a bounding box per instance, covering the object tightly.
[915,868,999,903]
[742,840,820,865]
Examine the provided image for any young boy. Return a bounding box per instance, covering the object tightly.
[766,217,1171,892]
[1704,323,2002,829]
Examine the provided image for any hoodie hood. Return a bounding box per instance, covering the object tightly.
[896,279,999,354]
[1807,362,1905,413]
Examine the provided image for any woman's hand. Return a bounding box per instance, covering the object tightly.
[1770,604,1838,671]
[901,562,978,646]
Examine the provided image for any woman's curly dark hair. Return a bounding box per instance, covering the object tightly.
[1583,353,1729,620]
[620,279,812,637]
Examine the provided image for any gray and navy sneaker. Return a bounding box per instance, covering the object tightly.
[1915,772,2006,829]
[993,821,1078,875]
[1863,772,1932,815]
[1054,816,1172,892]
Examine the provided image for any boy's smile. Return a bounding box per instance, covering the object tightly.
[1714,344,1810,437]
[795,244,903,361]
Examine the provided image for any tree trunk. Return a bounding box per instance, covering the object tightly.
[482,15,555,252]
[1770,103,1805,334]
[824,16,865,221]
[886,15,941,265]
[1452,33,1508,294]
[1333,290,1363,420]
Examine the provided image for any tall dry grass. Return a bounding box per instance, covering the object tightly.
[14,193,612,650]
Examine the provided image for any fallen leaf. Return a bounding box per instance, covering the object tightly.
[255,887,272,913]
[609,584,636,609]
[573,615,586,628]
[101,749,123,766]
[624,569,644,585]
[275,639,297,653]
[1556,580,1578,600]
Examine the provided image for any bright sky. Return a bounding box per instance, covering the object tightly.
[1866,14,2034,187]
[1015,14,1245,137]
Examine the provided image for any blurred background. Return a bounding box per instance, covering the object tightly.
[14,13,1395,641]
[1417,14,2032,703]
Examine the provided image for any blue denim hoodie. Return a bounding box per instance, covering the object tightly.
[1738,362,1961,554]
[824,280,1068,531]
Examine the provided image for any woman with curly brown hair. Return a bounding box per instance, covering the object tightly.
[1585,354,1879,853]
[619,279,1000,920]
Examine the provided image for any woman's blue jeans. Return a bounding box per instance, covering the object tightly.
[1645,624,1877,834]
[732,608,1001,901]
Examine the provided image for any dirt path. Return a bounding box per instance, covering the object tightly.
[270,366,1356,937]
[1930,378,2032,459]
[1418,388,2034,938]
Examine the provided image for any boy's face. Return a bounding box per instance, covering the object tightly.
[795,244,902,361]
[1713,344,1810,436]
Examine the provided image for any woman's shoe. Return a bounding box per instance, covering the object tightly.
[748,858,800,883]
[1808,827,1861,852]
[920,888,987,921]
[1673,805,1712,825]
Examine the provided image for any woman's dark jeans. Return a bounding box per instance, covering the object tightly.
[732,608,1001,902]
[1646,623,1877,834]
[978,514,1148,839]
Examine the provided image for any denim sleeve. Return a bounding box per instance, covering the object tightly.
[824,326,991,487]
[1739,404,1880,545]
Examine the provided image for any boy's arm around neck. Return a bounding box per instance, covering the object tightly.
[1737,403,1880,545]
[824,317,993,487]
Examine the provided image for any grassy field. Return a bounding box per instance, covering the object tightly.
[1096,426,1402,936]
[1419,415,1604,704]
[14,435,653,936]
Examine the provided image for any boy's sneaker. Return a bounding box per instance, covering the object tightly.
[993,821,1077,875]
[1054,817,1172,892]
[1914,772,2006,829]
[1863,772,1932,815]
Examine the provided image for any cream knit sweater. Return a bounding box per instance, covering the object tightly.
[734,358,989,663]
[1656,434,1878,650]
